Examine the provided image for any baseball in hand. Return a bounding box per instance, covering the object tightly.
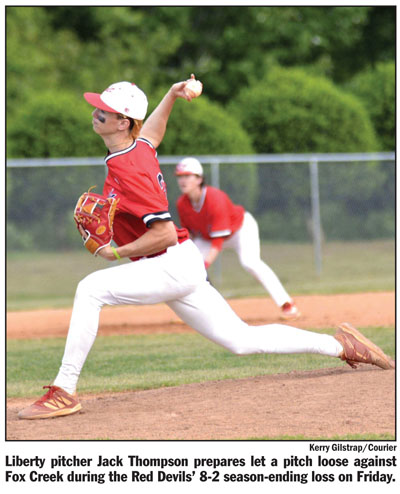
[185,79,203,98]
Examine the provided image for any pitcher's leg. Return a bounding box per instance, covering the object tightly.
[167,282,342,357]
[54,242,206,394]
[53,264,146,394]
[53,277,104,394]
[192,236,212,260]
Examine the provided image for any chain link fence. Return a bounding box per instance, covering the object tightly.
[7,153,395,298]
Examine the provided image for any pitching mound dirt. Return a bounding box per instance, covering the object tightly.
[7,292,395,440]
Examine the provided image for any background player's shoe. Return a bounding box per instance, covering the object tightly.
[280,301,300,320]
[18,385,82,419]
[334,322,395,370]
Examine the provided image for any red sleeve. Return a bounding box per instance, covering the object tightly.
[117,141,171,227]
[211,237,224,251]
[208,189,233,238]
[120,174,171,227]
[176,196,188,229]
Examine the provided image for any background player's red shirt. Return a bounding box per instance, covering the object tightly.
[177,186,245,247]
[103,138,189,261]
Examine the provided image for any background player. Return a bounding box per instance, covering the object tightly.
[175,157,299,320]
[18,75,394,420]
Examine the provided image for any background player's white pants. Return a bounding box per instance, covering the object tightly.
[193,212,291,307]
[54,239,342,394]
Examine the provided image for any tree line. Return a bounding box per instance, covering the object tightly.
[6,6,395,250]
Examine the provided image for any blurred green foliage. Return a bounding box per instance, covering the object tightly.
[7,6,395,140]
[7,6,394,154]
[7,90,104,158]
[229,67,379,153]
[6,6,395,250]
[225,67,391,241]
[344,62,395,151]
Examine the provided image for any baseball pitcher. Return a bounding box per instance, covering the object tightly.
[18,75,394,420]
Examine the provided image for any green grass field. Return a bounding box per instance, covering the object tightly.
[7,326,396,440]
[7,327,395,399]
[7,240,395,439]
[6,239,395,310]
[212,239,395,297]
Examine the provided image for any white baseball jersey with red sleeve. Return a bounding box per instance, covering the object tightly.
[103,137,189,260]
[177,186,245,249]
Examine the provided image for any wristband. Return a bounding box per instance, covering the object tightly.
[111,246,121,260]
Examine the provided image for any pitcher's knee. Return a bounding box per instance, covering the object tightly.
[223,340,251,355]
[231,346,249,356]
[75,274,106,306]
[76,274,95,295]
[240,262,259,277]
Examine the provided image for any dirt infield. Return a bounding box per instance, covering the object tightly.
[7,292,396,440]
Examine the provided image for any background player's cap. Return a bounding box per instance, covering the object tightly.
[175,157,204,176]
[84,81,148,120]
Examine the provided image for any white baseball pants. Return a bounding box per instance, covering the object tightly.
[54,239,342,394]
[193,212,292,307]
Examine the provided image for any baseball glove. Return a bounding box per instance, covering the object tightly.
[74,186,119,255]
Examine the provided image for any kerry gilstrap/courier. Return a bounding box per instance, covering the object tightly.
[309,443,397,453]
